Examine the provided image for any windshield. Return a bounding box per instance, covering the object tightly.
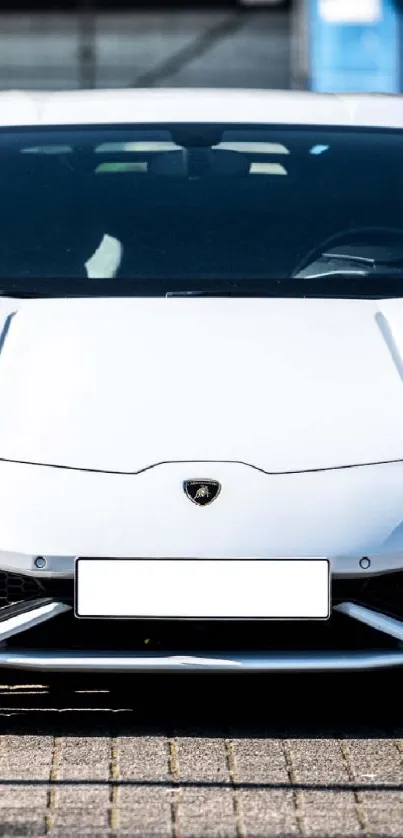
[1,121,403,298]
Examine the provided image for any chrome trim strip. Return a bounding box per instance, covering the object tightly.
[335,601,403,642]
[0,599,71,642]
[0,649,402,672]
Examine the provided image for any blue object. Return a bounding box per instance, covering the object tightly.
[308,0,401,92]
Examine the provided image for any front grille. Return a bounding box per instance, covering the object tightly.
[332,572,403,621]
[0,571,73,608]
[0,570,45,607]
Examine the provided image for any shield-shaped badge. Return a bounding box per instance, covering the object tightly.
[183,479,221,506]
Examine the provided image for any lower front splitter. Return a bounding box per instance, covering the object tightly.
[0,648,402,672]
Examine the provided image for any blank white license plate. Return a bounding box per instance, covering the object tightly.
[75,559,330,619]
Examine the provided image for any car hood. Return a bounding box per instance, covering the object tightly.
[1,295,403,474]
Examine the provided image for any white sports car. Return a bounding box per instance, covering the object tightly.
[1,88,403,674]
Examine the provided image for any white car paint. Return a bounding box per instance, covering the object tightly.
[1,296,403,475]
[0,88,403,129]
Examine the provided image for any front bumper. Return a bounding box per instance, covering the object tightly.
[2,453,403,671]
[1,577,403,672]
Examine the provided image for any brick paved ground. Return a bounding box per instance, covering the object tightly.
[0,673,401,837]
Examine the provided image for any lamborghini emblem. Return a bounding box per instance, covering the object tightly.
[183,479,221,506]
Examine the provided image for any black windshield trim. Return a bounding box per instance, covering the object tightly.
[0,121,402,136]
[2,275,403,300]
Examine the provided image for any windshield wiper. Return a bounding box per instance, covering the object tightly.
[0,290,73,299]
[299,268,403,280]
[167,273,403,300]
[166,289,274,297]
[290,270,403,298]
